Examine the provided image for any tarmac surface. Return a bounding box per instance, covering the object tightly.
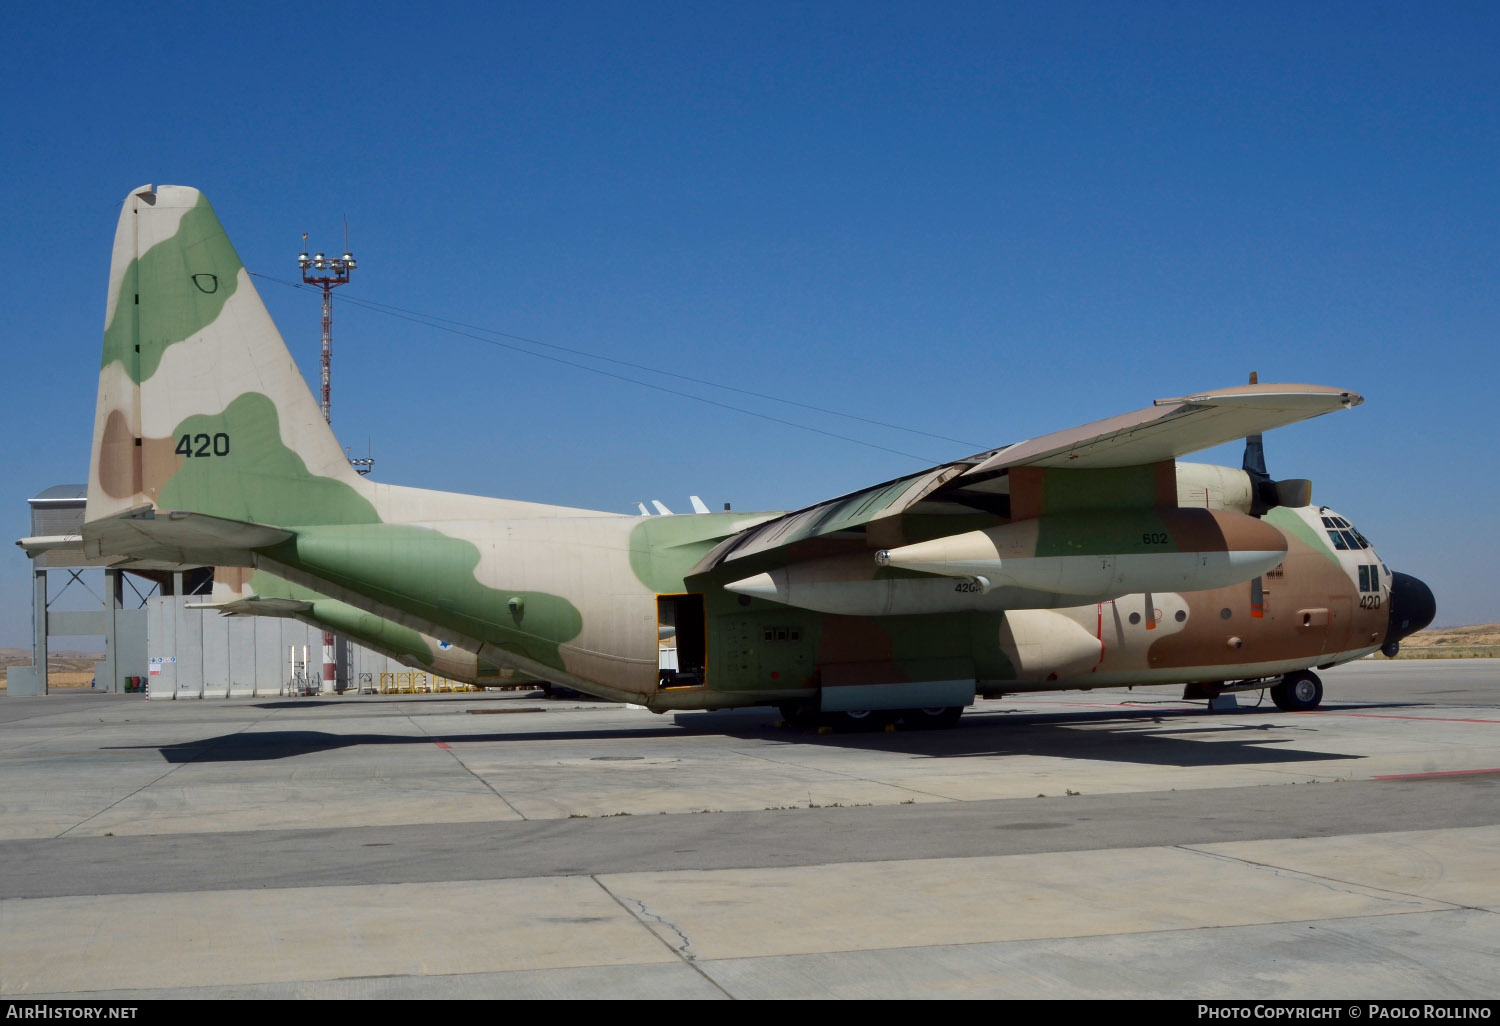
[0,659,1496,999]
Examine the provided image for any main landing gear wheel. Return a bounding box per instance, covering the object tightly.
[902,706,964,729]
[1270,670,1323,712]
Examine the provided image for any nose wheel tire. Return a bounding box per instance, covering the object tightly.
[1270,670,1323,711]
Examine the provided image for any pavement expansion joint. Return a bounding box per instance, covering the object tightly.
[400,705,528,820]
[1174,844,1463,911]
[588,874,736,998]
[51,712,272,840]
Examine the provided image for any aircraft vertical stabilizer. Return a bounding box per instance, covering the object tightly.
[87,185,377,533]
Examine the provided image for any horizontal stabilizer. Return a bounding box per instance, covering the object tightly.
[185,596,314,618]
[16,535,84,557]
[82,507,293,568]
[17,531,206,572]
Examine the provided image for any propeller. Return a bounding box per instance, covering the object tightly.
[1242,372,1313,516]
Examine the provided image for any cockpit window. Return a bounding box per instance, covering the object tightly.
[1322,511,1373,551]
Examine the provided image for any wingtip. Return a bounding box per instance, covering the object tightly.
[1159,383,1365,410]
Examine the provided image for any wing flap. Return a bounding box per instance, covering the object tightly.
[691,465,960,577]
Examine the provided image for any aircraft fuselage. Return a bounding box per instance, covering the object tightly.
[76,185,1436,724]
[242,500,1416,713]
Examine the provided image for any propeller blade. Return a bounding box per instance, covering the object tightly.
[1240,372,1284,515]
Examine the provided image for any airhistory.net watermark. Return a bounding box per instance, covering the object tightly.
[5,1008,137,1020]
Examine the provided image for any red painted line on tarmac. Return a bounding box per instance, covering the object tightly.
[1374,768,1500,780]
[1306,711,1500,724]
[434,741,452,749]
[1015,703,1500,723]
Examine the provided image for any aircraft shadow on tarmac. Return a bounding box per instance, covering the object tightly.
[710,705,1365,767]
[112,702,1364,768]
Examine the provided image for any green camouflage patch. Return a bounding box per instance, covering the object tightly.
[272,524,584,670]
[101,193,242,383]
[160,393,381,526]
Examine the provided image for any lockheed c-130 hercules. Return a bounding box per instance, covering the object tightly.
[77,184,1435,728]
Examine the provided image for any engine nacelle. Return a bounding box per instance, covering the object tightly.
[1176,461,1312,514]
[1175,462,1255,512]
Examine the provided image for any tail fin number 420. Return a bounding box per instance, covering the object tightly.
[175,433,232,458]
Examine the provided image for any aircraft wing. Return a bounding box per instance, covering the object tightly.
[957,383,1360,474]
[693,383,1361,580]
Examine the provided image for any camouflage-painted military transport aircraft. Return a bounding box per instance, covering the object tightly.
[78,184,1435,727]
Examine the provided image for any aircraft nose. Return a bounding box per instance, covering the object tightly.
[1382,572,1436,657]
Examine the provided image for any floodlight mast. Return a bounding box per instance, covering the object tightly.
[297,235,361,695]
[296,237,356,424]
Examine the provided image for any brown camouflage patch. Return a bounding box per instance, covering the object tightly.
[817,614,902,683]
[96,410,184,502]
[1161,508,1286,555]
[1143,530,1377,673]
[214,566,252,596]
[96,409,141,499]
[1008,467,1044,521]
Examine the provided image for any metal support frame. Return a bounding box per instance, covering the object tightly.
[8,562,160,697]
[14,569,49,695]
[100,569,121,694]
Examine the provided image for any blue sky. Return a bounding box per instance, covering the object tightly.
[2,1,1496,646]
